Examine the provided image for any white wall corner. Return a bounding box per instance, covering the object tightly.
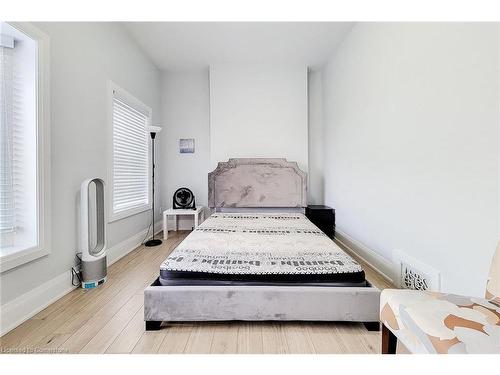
[1,220,163,337]
[334,228,394,283]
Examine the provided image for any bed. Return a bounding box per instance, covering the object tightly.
[144,158,380,330]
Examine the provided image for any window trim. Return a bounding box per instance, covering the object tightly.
[0,22,51,273]
[107,80,152,223]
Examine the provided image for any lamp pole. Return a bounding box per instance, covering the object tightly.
[145,130,162,247]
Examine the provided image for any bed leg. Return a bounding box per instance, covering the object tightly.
[145,320,162,331]
[381,324,397,354]
[363,321,380,331]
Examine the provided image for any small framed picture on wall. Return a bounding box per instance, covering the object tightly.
[179,138,195,154]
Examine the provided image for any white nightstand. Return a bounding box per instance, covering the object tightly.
[162,207,206,239]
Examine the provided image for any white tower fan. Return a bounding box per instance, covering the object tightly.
[79,178,107,289]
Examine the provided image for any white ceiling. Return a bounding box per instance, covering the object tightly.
[123,22,354,71]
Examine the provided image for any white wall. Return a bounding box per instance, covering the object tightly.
[159,65,310,227]
[159,70,210,230]
[321,23,498,296]
[209,64,309,172]
[0,22,162,305]
[308,70,324,205]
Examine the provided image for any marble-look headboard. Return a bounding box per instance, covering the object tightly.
[208,158,307,209]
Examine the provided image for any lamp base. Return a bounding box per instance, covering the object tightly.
[145,239,162,247]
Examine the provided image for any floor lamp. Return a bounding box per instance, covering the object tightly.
[145,125,162,247]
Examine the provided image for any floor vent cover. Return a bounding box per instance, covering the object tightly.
[393,250,440,291]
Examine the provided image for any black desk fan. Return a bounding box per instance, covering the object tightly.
[173,188,196,210]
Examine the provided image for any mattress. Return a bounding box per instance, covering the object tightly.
[159,212,365,286]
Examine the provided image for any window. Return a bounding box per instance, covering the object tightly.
[109,82,151,222]
[0,22,50,272]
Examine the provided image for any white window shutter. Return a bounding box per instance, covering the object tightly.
[111,95,150,215]
[0,22,51,271]
[0,45,15,235]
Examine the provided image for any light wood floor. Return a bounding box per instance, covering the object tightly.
[0,231,400,354]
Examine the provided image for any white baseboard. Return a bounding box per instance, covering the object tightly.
[107,220,162,265]
[0,270,76,337]
[334,228,394,283]
[0,220,163,337]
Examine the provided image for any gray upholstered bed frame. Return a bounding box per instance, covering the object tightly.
[144,158,381,331]
[208,158,307,209]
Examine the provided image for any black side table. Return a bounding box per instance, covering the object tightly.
[305,205,336,239]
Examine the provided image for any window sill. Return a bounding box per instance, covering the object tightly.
[0,245,50,273]
[108,204,151,223]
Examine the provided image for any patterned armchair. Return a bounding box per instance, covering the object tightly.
[380,243,500,354]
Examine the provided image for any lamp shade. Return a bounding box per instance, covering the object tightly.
[145,125,162,134]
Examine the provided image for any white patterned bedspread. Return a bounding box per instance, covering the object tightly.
[160,213,363,276]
